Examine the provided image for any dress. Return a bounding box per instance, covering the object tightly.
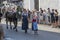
[32,13,38,31]
[22,13,28,30]
[51,12,55,23]
[55,12,58,22]
[32,20,38,31]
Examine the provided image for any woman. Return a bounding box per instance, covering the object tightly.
[43,9,49,24]
[32,10,38,34]
[54,9,58,28]
[51,9,55,27]
[22,9,29,33]
[47,8,51,24]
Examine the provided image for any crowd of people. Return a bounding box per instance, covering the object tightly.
[0,7,60,40]
[26,8,59,27]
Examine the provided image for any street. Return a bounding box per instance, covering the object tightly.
[0,0,60,40]
[1,19,60,40]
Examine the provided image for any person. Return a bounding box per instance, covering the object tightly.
[27,9,31,19]
[22,9,29,33]
[58,15,60,28]
[5,8,13,29]
[0,23,4,40]
[37,11,40,23]
[0,8,2,22]
[54,9,58,28]
[47,8,51,25]
[0,9,3,38]
[32,10,38,34]
[39,9,43,24]
[13,8,18,31]
[51,9,55,27]
[0,27,4,40]
[43,9,47,24]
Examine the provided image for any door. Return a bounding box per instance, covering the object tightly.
[34,0,39,11]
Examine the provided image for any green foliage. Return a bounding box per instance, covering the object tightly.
[17,6,22,12]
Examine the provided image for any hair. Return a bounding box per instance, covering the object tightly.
[55,9,57,12]
[52,9,54,11]
[47,8,50,10]
[43,9,46,12]
[41,10,43,13]
[40,8,42,10]
[55,9,58,14]
[23,8,26,11]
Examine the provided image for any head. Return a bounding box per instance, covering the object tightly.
[55,9,58,14]
[55,9,58,12]
[52,9,54,12]
[47,8,50,12]
[23,9,27,13]
[47,8,50,10]
[43,9,46,12]
[27,9,29,11]
[40,8,42,10]
[41,10,43,13]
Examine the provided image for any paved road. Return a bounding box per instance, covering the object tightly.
[1,19,60,40]
[1,24,60,40]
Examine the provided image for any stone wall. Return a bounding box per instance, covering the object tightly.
[39,0,59,9]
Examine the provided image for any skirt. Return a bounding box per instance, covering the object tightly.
[51,16,55,23]
[32,22,38,31]
[55,16,58,22]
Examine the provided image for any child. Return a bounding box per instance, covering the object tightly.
[32,11,38,35]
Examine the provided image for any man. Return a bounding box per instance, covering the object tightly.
[47,8,51,25]
[0,8,2,22]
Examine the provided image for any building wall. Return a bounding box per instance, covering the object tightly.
[8,0,60,15]
[23,0,30,9]
[23,0,34,11]
[0,0,6,3]
[23,0,59,10]
[39,0,59,9]
[39,0,60,15]
[30,0,34,11]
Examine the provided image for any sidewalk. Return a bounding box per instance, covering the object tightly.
[2,23,60,40]
[1,18,60,34]
[1,19,60,40]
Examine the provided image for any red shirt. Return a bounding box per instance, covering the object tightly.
[32,19,36,22]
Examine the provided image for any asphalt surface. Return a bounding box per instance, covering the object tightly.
[1,19,60,40]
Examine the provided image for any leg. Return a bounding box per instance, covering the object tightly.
[25,29,27,33]
[13,20,18,32]
[0,18,1,23]
[9,21,12,30]
[15,20,18,32]
[6,19,8,29]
